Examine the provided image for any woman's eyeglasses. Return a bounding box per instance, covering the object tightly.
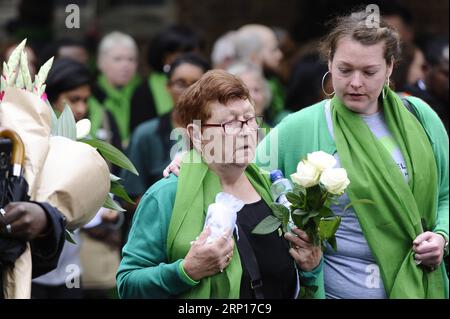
[203,116,264,135]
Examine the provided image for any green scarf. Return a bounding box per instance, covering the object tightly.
[267,76,285,122]
[166,150,273,298]
[149,72,174,116]
[92,74,141,143]
[331,87,447,298]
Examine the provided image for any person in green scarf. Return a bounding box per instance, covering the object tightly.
[128,25,203,134]
[117,70,322,299]
[255,10,449,299]
[88,31,141,148]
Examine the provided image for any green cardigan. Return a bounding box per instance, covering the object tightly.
[117,174,197,298]
[255,97,449,295]
[116,173,322,298]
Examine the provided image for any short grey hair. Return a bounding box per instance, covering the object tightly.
[233,28,263,62]
[227,61,271,110]
[97,31,138,60]
[211,31,237,68]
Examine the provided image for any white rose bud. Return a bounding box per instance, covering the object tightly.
[290,160,320,187]
[307,151,337,172]
[320,168,350,195]
[76,119,91,140]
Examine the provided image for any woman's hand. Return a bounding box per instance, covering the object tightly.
[163,152,183,177]
[183,228,235,281]
[284,228,322,272]
[0,202,48,240]
[413,231,446,269]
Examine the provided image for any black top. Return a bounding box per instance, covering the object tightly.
[129,80,158,134]
[236,199,297,299]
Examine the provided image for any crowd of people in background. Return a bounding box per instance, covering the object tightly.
[0,2,448,299]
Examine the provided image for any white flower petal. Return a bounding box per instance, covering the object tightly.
[76,119,91,140]
[320,168,350,195]
[307,151,337,171]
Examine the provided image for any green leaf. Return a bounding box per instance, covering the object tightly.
[343,199,376,212]
[291,213,302,229]
[306,185,323,210]
[103,195,126,212]
[293,183,306,196]
[282,212,290,233]
[307,210,320,219]
[65,229,77,244]
[292,208,308,216]
[319,205,334,218]
[302,215,311,226]
[252,215,281,235]
[82,138,138,175]
[318,216,341,240]
[313,215,322,225]
[327,197,340,205]
[110,180,135,204]
[269,202,289,221]
[328,236,338,252]
[54,104,77,140]
[286,191,301,205]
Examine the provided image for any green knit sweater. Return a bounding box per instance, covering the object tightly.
[255,97,449,295]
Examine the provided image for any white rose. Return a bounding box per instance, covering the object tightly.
[290,160,320,187]
[307,151,337,172]
[76,119,91,140]
[320,168,350,195]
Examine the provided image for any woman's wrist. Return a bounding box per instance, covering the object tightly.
[179,259,200,286]
[435,231,449,255]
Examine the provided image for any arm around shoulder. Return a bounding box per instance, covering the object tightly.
[116,178,197,298]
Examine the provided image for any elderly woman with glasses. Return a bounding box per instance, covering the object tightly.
[117,70,322,299]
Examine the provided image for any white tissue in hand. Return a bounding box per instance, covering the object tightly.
[204,192,245,244]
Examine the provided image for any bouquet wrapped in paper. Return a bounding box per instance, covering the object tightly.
[0,39,137,298]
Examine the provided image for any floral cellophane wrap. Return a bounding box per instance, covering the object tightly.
[0,88,110,298]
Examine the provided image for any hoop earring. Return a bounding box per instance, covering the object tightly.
[382,77,390,100]
[322,71,335,97]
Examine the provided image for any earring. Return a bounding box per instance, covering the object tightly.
[382,77,390,100]
[163,64,171,73]
[322,71,335,97]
